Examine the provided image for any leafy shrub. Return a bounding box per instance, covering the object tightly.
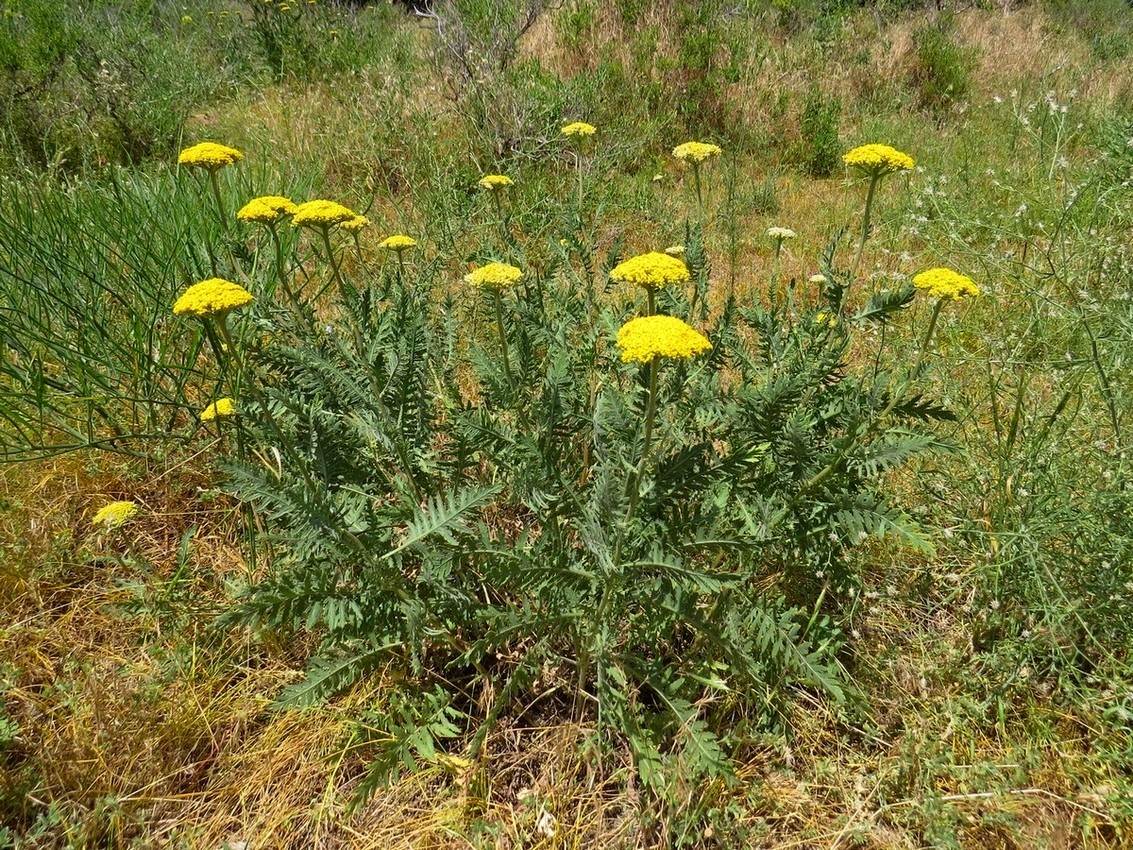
[909,13,974,118]
[799,86,841,177]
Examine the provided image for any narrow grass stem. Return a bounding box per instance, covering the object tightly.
[319,225,345,295]
[208,170,230,234]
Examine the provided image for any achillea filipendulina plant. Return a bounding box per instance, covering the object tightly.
[200,397,237,421]
[615,315,712,364]
[91,500,138,529]
[178,142,243,171]
[237,195,298,224]
[340,214,370,234]
[843,143,915,278]
[561,121,597,137]
[173,278,254,319]
[291,200,358,229]
[378,235,417,252]
[610,252,690,313]
[609,253,690,289]
[913,267,981,300]
[672,141,722,163]
[463,262,522,290]
[842,143,915,177]
[477,174,513,191]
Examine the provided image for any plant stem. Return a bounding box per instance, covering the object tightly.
[911,297,945,381]
[493,288,514,387]
[208,170,230,234]
[851,172,881,281]
[692,163,705,228]
[616,355,659,564]
[319,225,345,295]
[645,286,656,317]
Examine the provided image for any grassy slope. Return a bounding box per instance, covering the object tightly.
[3,2,1133,847]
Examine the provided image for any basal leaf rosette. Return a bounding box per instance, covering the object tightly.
[378,234,418,252]
[173,278,254,319]
[561,121,597,138]
[610,252,691,290]
[200,397,237,421]
[912,267,981,300]
[291,199,359,230]
[616,315,712,364]
[464,262,523,290]
[178,142,243,172]
[237,195,298,225]
[842,143,915,178]
[478,174,514,191]
[672,141,723,164]
[92,500,139,529]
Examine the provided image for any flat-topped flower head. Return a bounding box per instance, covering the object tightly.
[237,195,298,225]
[92,500,138,529]
[291,199,358,229]
[664,245,686,257]
[610,251,691,290]
[617,315,712,364]
[178,142,243,171]
[200,397,237,421]
[464,262,523,290]
[379,234,417,252]
[913,267,981,300]
[810,273,828,284]
[767,226,797,239]
[672,141,723,164]
[478,174,513,191]
[339,214,370,233]
[842,143,915,177]
[561,121,597,138]
[173,278,254,319]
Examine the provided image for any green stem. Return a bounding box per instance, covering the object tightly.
[911,296,945,381]
[319,225,345,295]
[851,172,881,280]
[645,286,656,317]
[615,355,659,565]
[493,288,514,387]
[692,163,705,228]
[771,238,784,304]
[208,170,230,234]
[493,192,508,250]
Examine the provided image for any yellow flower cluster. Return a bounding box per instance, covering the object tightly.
[92,500,138,528]
[561,121,597,137]
[609,252,691,289]
[464,262,523,289]
[178,142,243,171]
[478,174,513,191]
[664,245,685,256]
[842,143,915,176]
[616,315,712,364]
[237,195,298,224]
[379,234,417,251]
[912,267,981,300]
[291,199,359,229]
[200,397,237,421]
[672,141,723,163]
[173,278,254,318]
[339,214,370,233]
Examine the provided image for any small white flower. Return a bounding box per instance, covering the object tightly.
[766,226,797,239]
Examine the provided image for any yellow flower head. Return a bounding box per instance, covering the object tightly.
[842,143,915,176]
[340,214,370,233]
[237,195,298,224]
[200,397,237,421]
[378,234,418,251]
[178,142,243,171]
[664,245,686,256]
[766,226,796,239]
[609,251,691,290]
[478,174,514,191]
[912,267,981,300]
[464,262,523,289]
[92,500,138,529]
[173,278,254,319]
[672,141,723,164]
[814,311,837,328]
[291,199,359,229]
[561,121,597,138]
[616,315,712,364]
